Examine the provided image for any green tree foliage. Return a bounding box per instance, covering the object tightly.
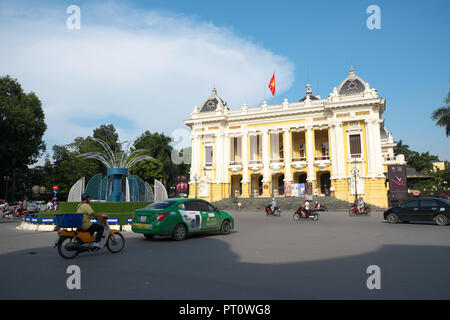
[431,89,450,137]
[29,126,190,201]
[394,140,439,174]
[0,75,47,201]
[133,131,190,190]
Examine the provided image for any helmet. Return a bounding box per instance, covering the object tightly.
[81,193,91,201]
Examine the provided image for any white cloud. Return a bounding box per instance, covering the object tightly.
[0,1,295,159]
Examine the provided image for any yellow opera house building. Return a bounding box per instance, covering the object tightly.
[184,67,405,208]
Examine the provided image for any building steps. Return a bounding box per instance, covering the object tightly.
[213,196,383,211]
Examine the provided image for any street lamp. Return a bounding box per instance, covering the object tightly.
[351,165,360,203]
[4,176,10,201]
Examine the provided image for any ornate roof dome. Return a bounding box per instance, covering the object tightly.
[199,88,228,112]
[336,66,368,96]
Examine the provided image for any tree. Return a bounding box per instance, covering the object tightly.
[133,131,190,190]
[0,75,47,201]
[93,124,120,151]
[431,89,450,137]
[394,140,439,173]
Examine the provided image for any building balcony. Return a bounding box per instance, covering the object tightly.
[270,159,284,173]
[249,159,263,173]
[291,157,307,170]
[228,161,243,174]
[314,156,331,170]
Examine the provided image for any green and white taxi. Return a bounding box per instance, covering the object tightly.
[132,198,234,241]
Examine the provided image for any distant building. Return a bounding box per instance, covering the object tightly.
[432,161,445,172]
[184,67,405,207]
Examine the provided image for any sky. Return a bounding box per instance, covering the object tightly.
[1,0,449,162]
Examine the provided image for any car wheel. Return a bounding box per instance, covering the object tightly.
[435,214,449,226]
[143,234,154,240]
[172,224,187,241]
[387,213,399,224]
[220,220,231,235]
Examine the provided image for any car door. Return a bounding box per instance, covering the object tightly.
[196,200,219,231]
[181,200,203,232]
[418,199,439,222]
[399,200,420,221]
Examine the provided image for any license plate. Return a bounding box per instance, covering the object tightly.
[133,223,148,229]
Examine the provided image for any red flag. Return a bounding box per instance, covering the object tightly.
[268,72,275,96]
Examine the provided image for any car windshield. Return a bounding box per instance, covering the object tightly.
[146,201,175,209]
[439,199,450,206]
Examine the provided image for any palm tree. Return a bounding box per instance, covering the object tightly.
[431,89,450,137]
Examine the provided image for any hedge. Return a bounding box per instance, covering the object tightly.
[57,202,151,213]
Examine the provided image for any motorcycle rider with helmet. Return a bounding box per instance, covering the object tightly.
[77,193,107,248]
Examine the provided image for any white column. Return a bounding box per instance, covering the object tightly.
[242,132,249,183]
[262,129,270,182]
[335,122,346,178]
[364,120,374,177]
[306,126,315,181]
[371,119,384,177]
[215,131,223,183]
[190,135,198,180]
[223,133,230,183]
[329,123,338,178]
[283,128,292,182]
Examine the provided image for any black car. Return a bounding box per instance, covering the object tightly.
[384,197,450,226]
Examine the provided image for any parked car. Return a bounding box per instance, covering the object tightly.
[132,198,234,241]
[384,197,450,226]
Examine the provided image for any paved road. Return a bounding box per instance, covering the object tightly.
[0,210,449,299]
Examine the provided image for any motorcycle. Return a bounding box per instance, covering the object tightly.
[293,205,319,221]
[265,205,281,217]
[314,201,328,212]
[349,203,371,216]
[54,216,125,259]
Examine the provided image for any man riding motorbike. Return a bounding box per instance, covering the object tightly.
[356,197,365,214]
[265,198,279,215]
[301,198,310,217]
[77,193,107,248]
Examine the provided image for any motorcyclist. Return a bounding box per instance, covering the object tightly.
[15,200,26,216]
[77,193,107,248]
[270,197,278,214]
[356,197,365,214]
[301,198,310,217]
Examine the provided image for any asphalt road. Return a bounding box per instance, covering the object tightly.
[0,210,449,300]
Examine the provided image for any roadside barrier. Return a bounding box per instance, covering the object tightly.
[122,217,133,232]
[37,217,57,232]
[17,215,134,232]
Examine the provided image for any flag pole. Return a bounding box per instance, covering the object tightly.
[274,70,276,105]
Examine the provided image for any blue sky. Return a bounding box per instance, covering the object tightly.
[1,0,449,161]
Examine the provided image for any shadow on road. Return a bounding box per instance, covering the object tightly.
[0,232,449,300]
